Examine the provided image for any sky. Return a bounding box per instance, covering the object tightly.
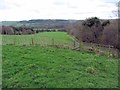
[0,0,119,21]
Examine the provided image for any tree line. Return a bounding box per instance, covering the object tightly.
[66,17,119,50]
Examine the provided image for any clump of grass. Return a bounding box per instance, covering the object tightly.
[94,48,105,56]
[26,64,37,70]
[86,67,97,75]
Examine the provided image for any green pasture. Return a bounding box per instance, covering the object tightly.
[2,45,118,88]
[1,32,119,88]
[2,32,75,47]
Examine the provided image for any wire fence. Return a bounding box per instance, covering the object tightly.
[1,35,118,58]
[2,36,80,49]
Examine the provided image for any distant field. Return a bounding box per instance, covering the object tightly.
[2,32,76,48]
[2,45,118,88]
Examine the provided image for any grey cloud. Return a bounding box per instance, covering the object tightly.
[74,11,113,15]
[112,10,119,15]
[117,1,120,6]
[32,9,40,13]
[67,4,78,9]
[101,0,119,3]
[0,0,7,10]
[0,4,10,10]
[53,1,66,6]
[69,6,78,9]
[102,0,119,6]
[7,2,21,8]
[53,1,78,9]
[74,12,95,14]
[96,2,116,8]
[0,2,21,10]
[12,3,21,7]
[96,4,113,8]
[0,5,6,9]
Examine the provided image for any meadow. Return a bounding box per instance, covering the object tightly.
[2,32,119,88]
[2,32,76,48]
[2,45,118,88]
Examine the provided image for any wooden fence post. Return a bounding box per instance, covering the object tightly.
[108,45,111,56]
[13,38,16,45]
[52,38,54,46]
[31,38,34,45]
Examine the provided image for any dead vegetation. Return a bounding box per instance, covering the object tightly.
[66,17,119,51]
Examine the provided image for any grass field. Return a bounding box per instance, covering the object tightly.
[2,32,119,88]
[2,32,74,47]
[2,45,118,88]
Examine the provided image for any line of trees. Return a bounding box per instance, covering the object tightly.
[66,17,119,50]
[35,29,66,33]
[0,26,66,35]
[0,26,34,35]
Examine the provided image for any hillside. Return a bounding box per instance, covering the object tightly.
[2,19,78,29]
[2,21,18,26]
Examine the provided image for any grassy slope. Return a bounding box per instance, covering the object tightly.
[2,45,118,88]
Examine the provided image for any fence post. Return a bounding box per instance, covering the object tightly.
[108,45,111,56]
[52,38,55,46]
[52,38,54,46]
[13,38,16,45]
[31,38,34,45]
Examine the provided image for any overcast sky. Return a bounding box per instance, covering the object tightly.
[0,0,119,21]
